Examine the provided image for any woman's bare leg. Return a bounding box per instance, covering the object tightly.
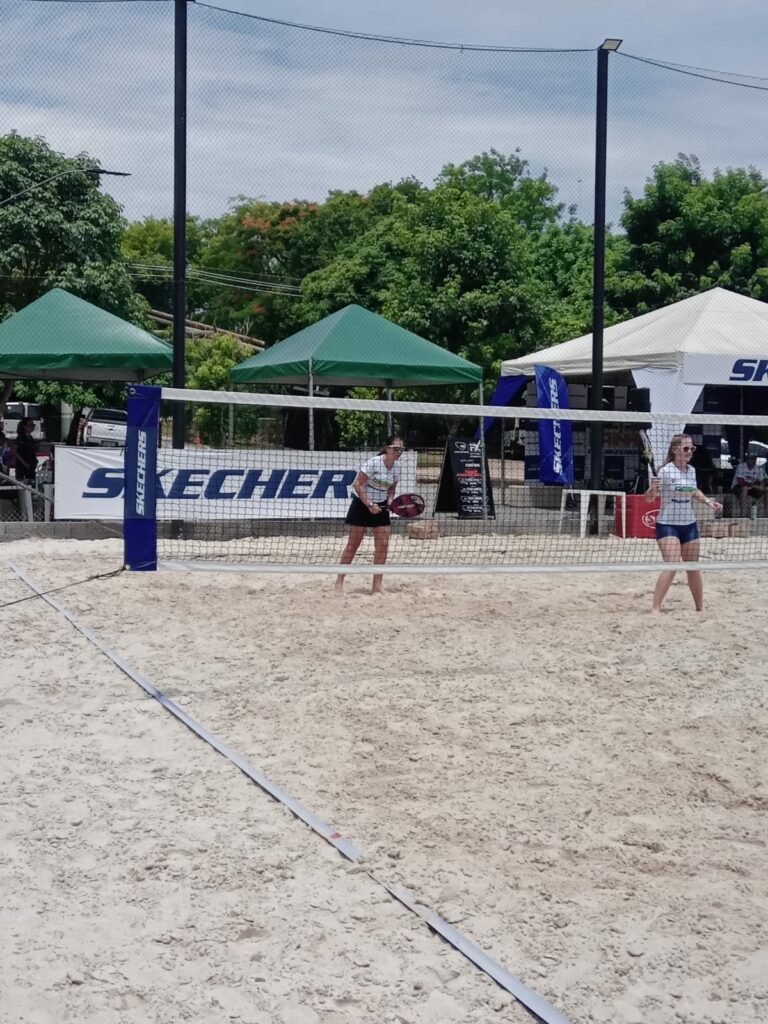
[334,527,365,593]
[370,526,390,594]
[681,539,703,611]
[652,536,681,613]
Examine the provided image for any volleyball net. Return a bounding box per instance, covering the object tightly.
[122,385,768,574]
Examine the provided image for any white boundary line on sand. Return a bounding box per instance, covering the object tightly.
[158,558,768,575]
[10,561,572,1024]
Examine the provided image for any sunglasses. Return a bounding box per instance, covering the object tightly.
[678,445,696,453]
[388,445,404,452]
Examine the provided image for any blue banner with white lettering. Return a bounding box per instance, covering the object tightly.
[535,365,574,485]
[123,384,160,571]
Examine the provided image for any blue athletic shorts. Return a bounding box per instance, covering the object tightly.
[656,521,699,544]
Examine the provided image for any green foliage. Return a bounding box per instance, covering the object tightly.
[436,148,563,231]
[299,167,556,379]
[11,378,126,411]
[333,387,387,449]
[117,146,768,402]
[122,214,210,312]
[0,131,142,321]
[185,334,265,445]
[614,155,768,310]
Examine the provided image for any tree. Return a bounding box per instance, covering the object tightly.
[436,149,562,232]
[0,132,154,434]
[613,155,768,311]
[532,221,629,345]
[0,131,142,321]
[122,214,210,313]
[299,169,558,382]
[185,334,267,445]
[189,197,322,341]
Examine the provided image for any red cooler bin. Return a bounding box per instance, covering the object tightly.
[616,494,661,538]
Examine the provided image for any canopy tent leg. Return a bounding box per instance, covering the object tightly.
[386,381,393,437]
[500,420,506,506]
[479,382,488,521]
[308,359,315,451]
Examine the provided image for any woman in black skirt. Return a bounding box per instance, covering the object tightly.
[334,435,404,594]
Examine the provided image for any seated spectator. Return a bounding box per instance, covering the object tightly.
[732,453,767,517]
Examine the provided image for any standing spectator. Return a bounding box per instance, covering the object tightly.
[14,417,37,522]
[14,417,38,484]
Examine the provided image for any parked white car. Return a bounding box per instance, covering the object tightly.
[746,440,768,466]
[1,401,45,440]
[718,438,768,473]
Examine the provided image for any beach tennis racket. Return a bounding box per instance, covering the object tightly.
[639,429,658,477]
[389,493,426,518]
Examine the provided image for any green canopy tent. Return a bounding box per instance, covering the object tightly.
[229,304,483,448]
[0,288,172,383]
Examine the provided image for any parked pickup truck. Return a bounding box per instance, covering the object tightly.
[81,407,128,447]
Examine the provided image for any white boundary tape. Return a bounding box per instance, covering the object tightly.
[8,562,360,861]
[162,385,768,428]
[158,558,768,575]
[10,561,573,1024]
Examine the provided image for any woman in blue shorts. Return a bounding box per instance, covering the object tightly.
[646,433,722,613]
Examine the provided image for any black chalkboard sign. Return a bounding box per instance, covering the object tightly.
[434,438,495,519]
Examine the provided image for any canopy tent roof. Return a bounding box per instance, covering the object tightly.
[230,304,482,387]
[0,288,173,381]
[501,288,768,378]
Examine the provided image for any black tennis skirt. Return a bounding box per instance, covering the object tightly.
[345,495,391,528]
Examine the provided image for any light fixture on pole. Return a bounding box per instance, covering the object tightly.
[599,38,623,51]
[0,166,131,208]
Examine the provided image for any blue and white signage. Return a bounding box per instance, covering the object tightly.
[54,446,417,520]
[534,365,574,486]
[683,354,768,386]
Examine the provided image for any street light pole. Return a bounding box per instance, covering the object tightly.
[172,0,188,453]
[0,166,130,208]
[590,37,622,490]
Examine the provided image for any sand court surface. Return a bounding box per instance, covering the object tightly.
[2,537,767,1024]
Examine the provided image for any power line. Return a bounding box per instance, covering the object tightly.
[620,52,768,92]
[196,2,592,53]
[125,262,302,295]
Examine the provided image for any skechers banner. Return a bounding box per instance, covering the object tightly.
[54,446,417,520]
[683,354,768,386]
[534,364,574,486]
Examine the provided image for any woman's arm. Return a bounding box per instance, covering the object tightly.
[353,471,378,511]
[644,476,660,502]
[694,489,721,512]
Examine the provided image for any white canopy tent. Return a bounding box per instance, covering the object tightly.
[501,287,768,381]
[501,287,768,467]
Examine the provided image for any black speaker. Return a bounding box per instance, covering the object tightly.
[628,387,650,412]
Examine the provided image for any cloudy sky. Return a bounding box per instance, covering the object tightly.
[2,0,767,224]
